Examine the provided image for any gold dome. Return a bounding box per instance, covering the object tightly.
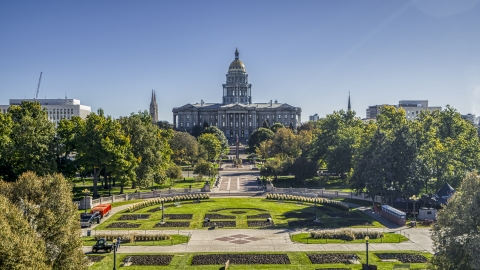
[229,59,246,71]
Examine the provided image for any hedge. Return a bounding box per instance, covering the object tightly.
[94,233,171,242]
[266,193,349,211]
[126,193,209,212]
[310,229,383,241]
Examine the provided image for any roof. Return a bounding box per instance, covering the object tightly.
[434,183,455,205]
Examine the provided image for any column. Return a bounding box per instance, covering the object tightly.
[173,114,177,128]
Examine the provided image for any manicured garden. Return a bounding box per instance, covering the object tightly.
[82,234,189,246]
[87,251,432,269]
[291,231,409,244]
[93,198,383,230]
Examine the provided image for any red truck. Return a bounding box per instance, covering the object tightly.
[90,204,112,218]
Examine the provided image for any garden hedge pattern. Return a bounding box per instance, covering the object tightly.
[266,193,349,211]
[191,254,290,265]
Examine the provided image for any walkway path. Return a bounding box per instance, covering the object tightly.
[83,227,432,254]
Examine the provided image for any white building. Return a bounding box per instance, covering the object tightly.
[365,100,441,120]
[1,98,91,124]
[461,113,476,125]
[309,113,319,121]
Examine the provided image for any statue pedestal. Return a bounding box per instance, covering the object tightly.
[202,181,211,192]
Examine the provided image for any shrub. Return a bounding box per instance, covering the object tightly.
[265,193,349,211]
[309,229,383,241]
[126,193,210,212]
[94,233,171,242]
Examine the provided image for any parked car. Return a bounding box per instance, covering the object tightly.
[79,211,100,228]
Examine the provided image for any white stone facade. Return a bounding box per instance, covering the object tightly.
[172,49,302,143]
[1,98,91,124]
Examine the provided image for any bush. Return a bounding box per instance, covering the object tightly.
[127,193,210,212]
[309,229,383,241]
[94,233,171,243]
[266,193,349,211]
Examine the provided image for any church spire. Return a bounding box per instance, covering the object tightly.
[235,48,239,60]
[347,91,351,111]
[150,89,158,124]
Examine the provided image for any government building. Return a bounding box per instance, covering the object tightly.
[172,49,302,143]
[1,98,91,124]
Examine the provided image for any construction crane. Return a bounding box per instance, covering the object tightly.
[35,72,42,100]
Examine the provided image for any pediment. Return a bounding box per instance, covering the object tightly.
[178,103,196,110]
[221,103,248,110]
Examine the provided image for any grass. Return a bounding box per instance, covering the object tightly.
[88,250,432,269]
[270,176,353,192]
[71,177,211,200]
[82,234,189,246]
[291,232,410,244]
[93,198,384,230]
[333,198,376,207]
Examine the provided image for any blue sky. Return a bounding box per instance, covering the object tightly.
[1,0,480,121]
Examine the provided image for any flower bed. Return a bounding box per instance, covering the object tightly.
[129,255,174,266]
[231,211,247,214]
[202,221,236,227]
[375,253,428,263]
[106,222,141,228]
[154,222,190,228]
[87,256,105,263]
[247,213,271,219]
[310,229,383,241]
[337,220,373,227]
[118,214,150,220]
[94,233,171,242]
[127,194,209,212]
[307,254,359,264]
[205,214,235,219]
[164,214,193,220]
[191,254,290,265]
[247,220,274,227]
[288,220,324,227]
[266,193,349,211]
[209,207,267,212]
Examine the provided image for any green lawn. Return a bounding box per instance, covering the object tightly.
[88,251,432,269]
[72,177,211,200]
[270,176,353,192]
[82,234,189,246]
[291,232,409,244]
[93,198,384,230]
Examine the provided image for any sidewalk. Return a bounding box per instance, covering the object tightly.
[83,227,433,254]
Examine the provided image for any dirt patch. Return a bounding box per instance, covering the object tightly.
[307,254,359,264]
[191,254,290,265]
[247,213,271,219]
[205,214,235,219]
[118,214,150,220]
[231,211,247,214]
[129,255,174,265]
[106,222,141,228]
[247,220,274,227]
[202,221,236,227]
[87,256,105,263]
[375,253,428,263]
[164,214,193,220]
[154,221,190,228]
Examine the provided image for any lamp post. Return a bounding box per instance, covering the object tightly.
[410,195,418,221]
[112,238,119,270]
[365,236,369,267]
[108,176,111,196]
[82,189,90,214]
[314,195,318,222]
[160,201,165,224]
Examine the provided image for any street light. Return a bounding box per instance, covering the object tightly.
[112,238,119,270]
[314,195,319,222]
[365,236,369,267]
[410,195,418,221]
[160,201,165,224]
[82,189,90,214]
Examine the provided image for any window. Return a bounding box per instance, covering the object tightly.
[291,115,294,119]
[249,122,252,127]
[249,115,252,119]
[267,115,269,119]
[285,114,287,119]
[223,114,225,119]
[186,115,190,119]
[180,123,183,127]
[241,122,244,127]
[278,115,281,119]
[427,211,432,215]
[186,123,190,127]
[235,122,238,127]
[223,122,225,127]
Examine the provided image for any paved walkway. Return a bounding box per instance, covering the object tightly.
[83,227,432,254]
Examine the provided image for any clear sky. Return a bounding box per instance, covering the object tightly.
[1,0,480,121]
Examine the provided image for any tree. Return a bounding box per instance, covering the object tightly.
[261,119,270,128]
[0,101,57,181]
[119,111,172,189]
[256,139,272,160]
[170,131,199,164]
[166,164,182,186]
[198,133,222,161]
[191,124,202,138]
[0,172,88,269]
[0,195,49,270]
[430,172,480,270]
[248,128,274,154]
[270,122,284,133]
[56,116,84,180]
[290,156,317,185]
[270,127,300,158]
[194,160,212,176]
[260,157,285,182]
[202,126,229,151]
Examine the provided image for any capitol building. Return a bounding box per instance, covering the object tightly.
[172,49,302,143]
